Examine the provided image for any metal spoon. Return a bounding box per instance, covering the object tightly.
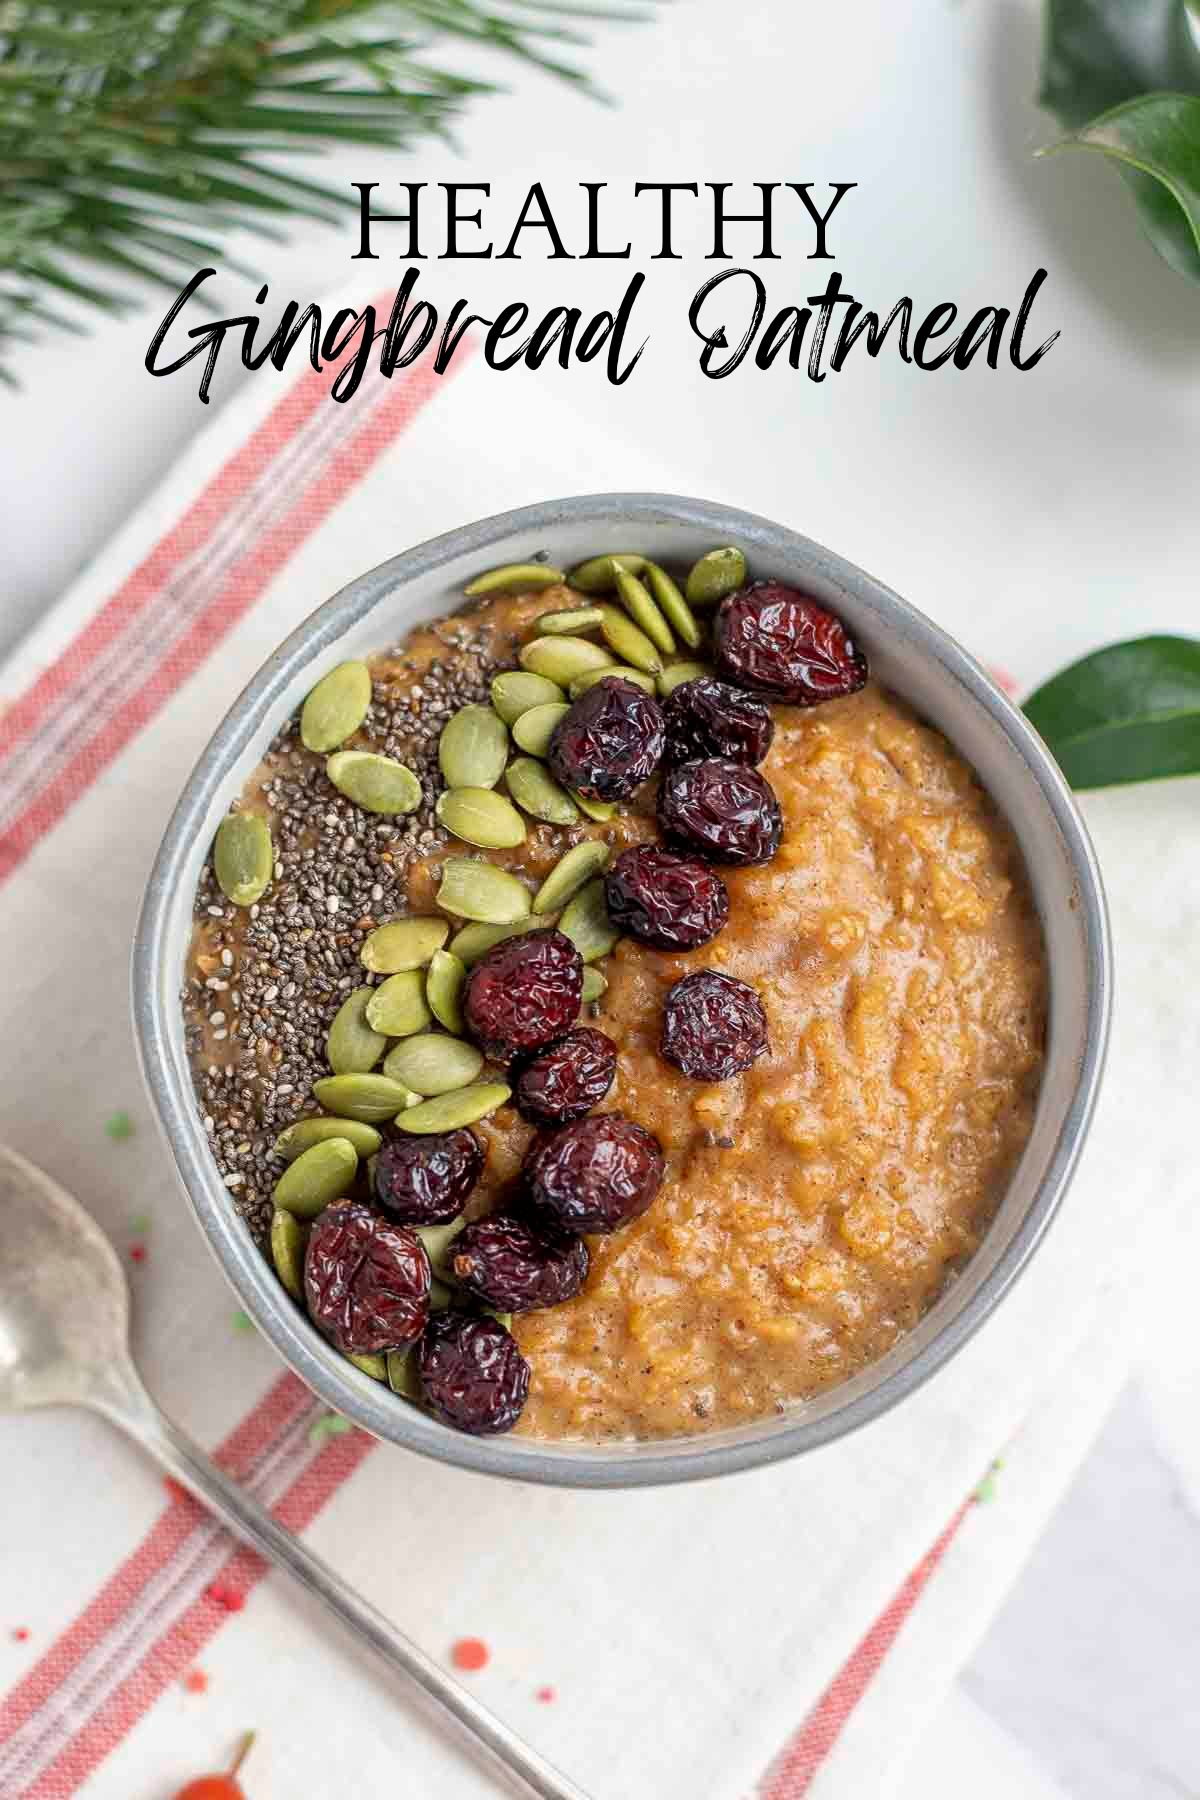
[0,1144,587,1800]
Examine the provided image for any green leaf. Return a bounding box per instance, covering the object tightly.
[1023,635,1200,788]
[1042,92,1200,279]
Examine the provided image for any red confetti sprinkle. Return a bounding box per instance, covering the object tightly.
[990,665,1018,698]
[183,1668,209,1694]
[129,1243,147,1264]
[12,1627,30,1643]
[206,1583,245,1612]
[451,1637,489,1672]
[164,1476,190,1503]
[536,1686,556,1704]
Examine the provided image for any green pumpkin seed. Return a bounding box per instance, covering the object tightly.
[614,569,675,656]
[273,1137,357,1219]
[326,986,388,1075]
[312,1072,421,1122]
[361,916,448,974]
[213,812,273,908]
[365,971,432,1037]
[487,1310,515,1331]
[426,948,466,1032]
[346,1351,387,1380]
[572,791,617,822]
[430,1276,454,1311]
[448,915,550,964]
[270,1208,308,1300]
[685,546,746,607]
[438,704,508,790]
[643,563,703,650]
[384,1032,484,1096]
[519,635,615,687]
[567,552,647,593]
[504,757,579,826]
[535,606,605,636]
[436,786,527,850]
[326,750,421,816]
[395,1083,512,1134]
[658,660,713,696]
[437,858,532,924]
[568,665,657,700]
[597,603,662,675]
[559,878,619,962]
[490,670,565,725]
[273,1116,383,1162]
[532,839,612,914]
[386,1347,421,1398]
[415,1216,469,1281]
[512,702,570,757]
[463,561,564,598]
[582,966,608,1003]
[300,660,372,753]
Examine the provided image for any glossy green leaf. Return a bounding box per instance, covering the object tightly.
[1023,635,1200,788]
[1042,93,1200,278]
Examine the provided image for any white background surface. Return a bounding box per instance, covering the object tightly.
[2,1,1198,1795]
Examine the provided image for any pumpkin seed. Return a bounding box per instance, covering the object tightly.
[273,1116,383,1161]
[346,1351,387,1380]
[326,750,421,815]
[430,1276,454,1311]
[312,1072,421,1122]
[437,858,531,924]
[326,986,388,1075]
[519,635,615,687]
[426,948,466,1032]
[386,1347,421,1398]
[559,878,619,962]
[572,791,617,822]
[415,1215,469,1281]
[581,966,608,1003]
[488,1310,515,1331]
[273,1137,357,1219]
[365,970,432,1037]
[568,665,657,700]
[658,660,713,696]
[532,839,612,914]
[535,606,605,635]
[512,701,570,757]
[394,1082,512,1134]
[449,915,550,964]
[643,562,703,649]
[597,603,662,674]
[384,1032,484,1096]
[300,660,372,753]
[491,670,565,725]
[614,568,675,656]
[213,812,273,908]
[270,1208,308,1300]
[436,786,527,849]
[504,757,579,826]
[463,561,564,598]
[437,703,508,790]
[685,546,746,607]
[567,552,647,593]
[361,915,448,974]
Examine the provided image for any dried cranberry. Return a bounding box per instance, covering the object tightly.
[663,676,774,767]
[417,1312,530,1435]
[604,844,729,952]
[714,581,867,705]
[547,677,665,803]
[304,1198,430,1354]
[524,1113,664,1236]
[463,928,583,1063]
[451,1213,589,1312]
[661,970,769,1081]
[657,757,782,866]
[372,1130,482,1225]
[513,1027,617,1126]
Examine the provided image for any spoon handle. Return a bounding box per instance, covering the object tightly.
[96,1382,589,1800]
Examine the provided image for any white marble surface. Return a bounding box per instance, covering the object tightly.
[3,1,1199,1794]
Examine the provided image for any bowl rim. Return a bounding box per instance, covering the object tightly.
[132,491,1112,1488]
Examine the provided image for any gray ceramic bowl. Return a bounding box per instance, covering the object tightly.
[133,493,1111,1488]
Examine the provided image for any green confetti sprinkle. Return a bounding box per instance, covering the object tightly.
[308,1412,353,1448]
[105,1111,134,1142]
[973,1457,1004,1505]
[128,1212,151,1235]
[231,1310,254,1333]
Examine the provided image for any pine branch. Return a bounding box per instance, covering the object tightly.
[0,0,652,373]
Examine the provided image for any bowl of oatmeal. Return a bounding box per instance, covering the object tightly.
[132,494,1110,1486]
